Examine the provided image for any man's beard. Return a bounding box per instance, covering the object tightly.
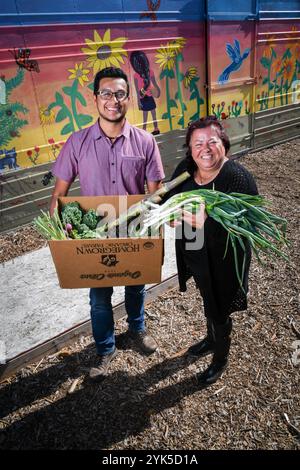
[99,110,126,123]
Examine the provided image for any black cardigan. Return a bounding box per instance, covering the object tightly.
[165,158,258,319]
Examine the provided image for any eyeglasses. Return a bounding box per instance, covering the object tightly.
[96,89,129,102]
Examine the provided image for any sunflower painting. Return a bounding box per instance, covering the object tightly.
[81,29,128,74]
[155,38,204,130]
[39,106,55,126]
[68,63,90,87]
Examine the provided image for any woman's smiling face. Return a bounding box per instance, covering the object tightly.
[190,126,226,172]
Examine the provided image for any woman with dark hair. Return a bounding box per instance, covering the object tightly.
[130,51,160,134]
[166,116,258,386]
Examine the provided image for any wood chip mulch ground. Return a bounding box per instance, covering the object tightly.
[0,139,299,450]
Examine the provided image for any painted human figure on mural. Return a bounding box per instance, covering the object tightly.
[130,51,161,135]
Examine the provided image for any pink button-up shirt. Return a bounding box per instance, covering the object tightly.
[52,120,165,196]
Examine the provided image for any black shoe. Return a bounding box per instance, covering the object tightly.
[128,330,157,354]
[89,349,117,382]
[188,337,214,357]
[197,359,228,386]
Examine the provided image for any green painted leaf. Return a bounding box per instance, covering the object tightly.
[178,116,184,126]
[61,123,74,135]
[62,86,73,96]
[55,92,64,106]
[282,48,292,60]
[12,102,28,113]
[262,77,269,85]
[174,91,179,100]
[159,69,175,80]
[161,112,169,120]
[269,83,274,90]
[199,97,204,105]
[88,82,94,91]
[177,53,183,62]
[75,93,87,106]
[56,108,67,122]
[260,57,270,69]
[190,112,200,121]
[271,48,277,59]
[48,102,56,111]
[160,69,168,80]
[179,72,185,81]
[182,102,187,111]
[77,114,93,127]
[6,69,25,94]
[169,99,178,108]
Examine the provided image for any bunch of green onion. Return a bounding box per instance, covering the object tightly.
[34,208,67,240]
[137,189,289,288]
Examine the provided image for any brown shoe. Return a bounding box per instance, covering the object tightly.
[89,349,117,382]
[128,330,157,354]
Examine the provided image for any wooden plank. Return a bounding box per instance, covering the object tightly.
[0,274,178,381]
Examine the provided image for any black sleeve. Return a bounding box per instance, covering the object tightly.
[224,161,259,196]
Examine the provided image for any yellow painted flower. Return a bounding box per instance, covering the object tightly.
[81,29,127,75]
[183,66,198,88]
[271,57,282,76]
[39,106,55,125]
[170,37,187,56]
[283,58,295,81]
[155,43,175,70]
[263,34,276,59]
[68,62,90,86]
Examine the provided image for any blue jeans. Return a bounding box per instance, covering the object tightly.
[89,285,146,355]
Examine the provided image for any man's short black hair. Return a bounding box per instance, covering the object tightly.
[93,67,130,96]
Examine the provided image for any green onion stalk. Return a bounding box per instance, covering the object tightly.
[95,171,191,237]
[34,208,68,240]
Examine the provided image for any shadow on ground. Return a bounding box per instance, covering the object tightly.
[0,335,207,449]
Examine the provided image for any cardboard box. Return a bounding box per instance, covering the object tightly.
[48,196,164,288]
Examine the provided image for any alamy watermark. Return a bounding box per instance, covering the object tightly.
[0,77,6,104]
[292,80,300,104]
[291,340,300,366]
[0,340,6,365]
[95,201,205,251]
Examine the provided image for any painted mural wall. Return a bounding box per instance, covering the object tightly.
[0,0,299,174]
[0,0,207,174]
[256,21,300,112]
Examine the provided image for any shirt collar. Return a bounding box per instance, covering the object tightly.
[92,119,131,140]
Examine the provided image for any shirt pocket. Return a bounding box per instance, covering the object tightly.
[121,156,146,181]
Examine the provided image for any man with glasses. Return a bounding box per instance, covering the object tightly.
[50,67,165,381]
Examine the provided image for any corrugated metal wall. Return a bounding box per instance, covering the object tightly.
[0,0,299,232]
[254,1,300,149]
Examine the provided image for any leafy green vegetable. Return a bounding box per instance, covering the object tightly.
[82,208,100,230]
[77,223,97,238]
[61,204,83,228]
